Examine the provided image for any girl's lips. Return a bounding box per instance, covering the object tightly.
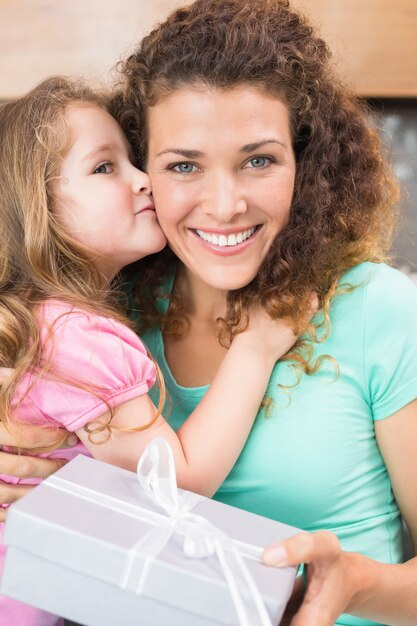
[135,206,156,215]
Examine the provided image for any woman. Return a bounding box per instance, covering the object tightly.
[1,1,417,624]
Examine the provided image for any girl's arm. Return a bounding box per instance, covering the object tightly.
[262,397,417,626]
[76,308,311,497]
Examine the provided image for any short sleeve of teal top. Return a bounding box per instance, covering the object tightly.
[137,263,417,626]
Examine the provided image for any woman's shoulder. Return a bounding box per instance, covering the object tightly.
[333,263,417,356]
[339,262,417,304]
[328,262,417,343]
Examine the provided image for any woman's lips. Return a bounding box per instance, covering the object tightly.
[190,225,261,255]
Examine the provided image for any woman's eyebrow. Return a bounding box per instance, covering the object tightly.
[240,139,287,152]
[155,139,287,159]
[156,148,204,158]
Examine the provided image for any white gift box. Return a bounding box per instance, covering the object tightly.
[1,439,299,625]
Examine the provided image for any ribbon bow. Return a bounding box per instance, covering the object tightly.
[120,437,273,626]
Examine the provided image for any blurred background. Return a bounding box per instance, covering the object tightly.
[1,0,416,273]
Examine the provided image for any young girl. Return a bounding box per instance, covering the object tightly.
[0,77,312,625]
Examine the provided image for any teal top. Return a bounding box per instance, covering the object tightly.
[136,262,417,626]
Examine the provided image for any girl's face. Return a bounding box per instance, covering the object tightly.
[54,104,166,278]
[147,85,296,291]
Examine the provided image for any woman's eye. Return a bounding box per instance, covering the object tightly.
[245,156,272,169]
[93,162,113,174]
[171,162,197,174]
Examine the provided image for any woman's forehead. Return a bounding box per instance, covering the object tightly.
[147,84,292,144]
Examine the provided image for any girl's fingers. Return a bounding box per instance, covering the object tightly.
[0,451,67,480]
[309,292,319,315]
[0,367,13,383]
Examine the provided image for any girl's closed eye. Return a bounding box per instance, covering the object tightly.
[93,162,114,174]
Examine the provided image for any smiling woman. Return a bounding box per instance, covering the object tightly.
[147,86,296,291]
[108,1,417,624]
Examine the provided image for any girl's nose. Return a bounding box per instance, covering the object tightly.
[132,167,152,195]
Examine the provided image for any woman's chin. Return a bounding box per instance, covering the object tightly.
[195,267,258,292]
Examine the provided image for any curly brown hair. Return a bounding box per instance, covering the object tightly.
[113,0,399,347]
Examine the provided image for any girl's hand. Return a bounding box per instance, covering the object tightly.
[237,293,318,362]
[263,531,360,626]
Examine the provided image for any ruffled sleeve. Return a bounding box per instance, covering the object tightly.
[15,301,156,431]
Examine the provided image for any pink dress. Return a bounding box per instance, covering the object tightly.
[0,300,156,625]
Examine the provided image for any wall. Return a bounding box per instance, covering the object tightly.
[0,0,184,99]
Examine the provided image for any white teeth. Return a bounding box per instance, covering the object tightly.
[195,227,256,246]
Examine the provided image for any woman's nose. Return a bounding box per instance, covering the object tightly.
[202,172,247,221]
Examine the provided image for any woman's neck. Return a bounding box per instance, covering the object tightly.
[176,264,228,322]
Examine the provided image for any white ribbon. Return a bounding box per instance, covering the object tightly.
[119,437,273,626]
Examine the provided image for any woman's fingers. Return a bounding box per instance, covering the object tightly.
[0,422,78,449]
[264,532,351,626]
[0,481,40,522]
[0,481,35,507]
[263,530,340,567]
[0,450,67,480]
[0,452,68,517]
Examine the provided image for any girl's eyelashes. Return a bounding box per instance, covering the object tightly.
[93,161,114,175]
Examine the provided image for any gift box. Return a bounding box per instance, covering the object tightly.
[1,438,299,626]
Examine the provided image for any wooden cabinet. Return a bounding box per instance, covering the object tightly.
[0,0,181,100]
[292,0,417,97]
[1,0,416,99]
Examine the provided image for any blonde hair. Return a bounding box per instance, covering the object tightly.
[0,76,165,451]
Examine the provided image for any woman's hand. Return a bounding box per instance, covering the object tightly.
[0,367,78,520]
[0,424,78,521]
[263,531,361,626]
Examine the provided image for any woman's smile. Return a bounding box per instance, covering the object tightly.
[191,224,261,255]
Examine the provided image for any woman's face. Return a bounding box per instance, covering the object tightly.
[147,85,296,291]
